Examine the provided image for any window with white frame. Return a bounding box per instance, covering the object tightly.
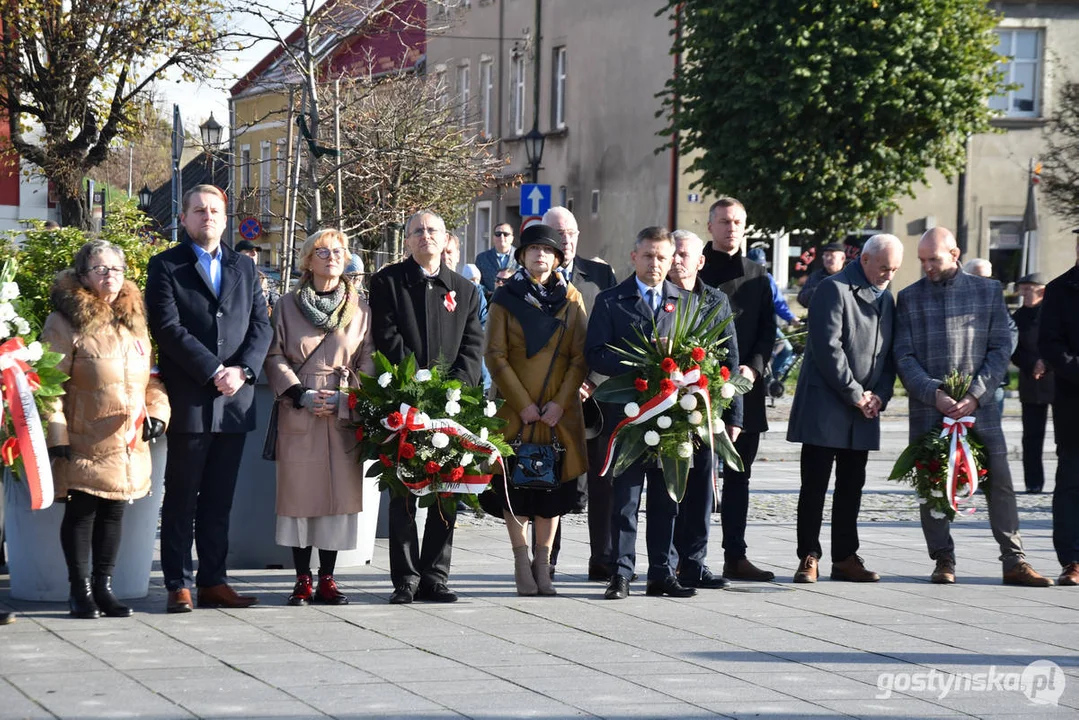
[480,59,494,137]
[434,67,448,111]
[259,141,272,214]
[989,29,1042,118]
[457,64,470,127]
[510,50,526,135]
[240,146,251,190]
[276,138,286,193]
[552,46,567,130]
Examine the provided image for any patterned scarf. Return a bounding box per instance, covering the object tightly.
[295,276,356,332]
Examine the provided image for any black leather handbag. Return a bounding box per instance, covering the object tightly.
[508,320,567,491]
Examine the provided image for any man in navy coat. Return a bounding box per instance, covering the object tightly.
[146,185,272,613]
[586,226,696,600]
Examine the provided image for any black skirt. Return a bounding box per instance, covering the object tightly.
[479,469,578,520]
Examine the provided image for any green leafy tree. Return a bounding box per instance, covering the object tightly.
[0,0,223,230]
[1042,81,1079,226]
[659,0,1007,242]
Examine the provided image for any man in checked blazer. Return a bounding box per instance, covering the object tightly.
[586,226,695,600]
[894,227,1051,587]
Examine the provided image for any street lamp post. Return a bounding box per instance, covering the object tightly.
[199,112,224,186]
[138,184,153,212]
[523,126,545,183]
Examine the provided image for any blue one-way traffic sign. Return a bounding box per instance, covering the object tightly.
[520,183,551,217]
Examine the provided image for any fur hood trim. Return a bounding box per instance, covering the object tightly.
[49,269,147,336]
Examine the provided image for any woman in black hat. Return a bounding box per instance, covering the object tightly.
[483,224,589,596]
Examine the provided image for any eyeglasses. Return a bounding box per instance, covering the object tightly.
[494,231,512,237]
[555,229,578,238]
[89,265,125,276]
[313,247,346,260]
[495,277,508,286]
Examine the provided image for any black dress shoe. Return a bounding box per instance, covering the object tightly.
[389,585,414,604]
[645,576,697,598]
[588,562,612,582]
[681,569,729,589]
[604,574,629,600]
[415,582,458,603]
[1026,485,1043,494]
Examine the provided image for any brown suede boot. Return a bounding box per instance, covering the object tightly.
[532,546,557,596]
[512,545,538,596]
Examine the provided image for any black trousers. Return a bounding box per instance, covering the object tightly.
[59,490,126,581]
[674,445,715,581]
[1021,402,1049,491]
[586,435,613,570]
[160,432,246,591]
[388,493,456,590]
[1054,441,1079,567]
[721,431,760,563]
[796,443,869,561]
[609,461,679,583]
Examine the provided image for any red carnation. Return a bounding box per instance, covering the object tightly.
[691,347,706,362]
[386,411,404,429]
[439,492,453,498]
[425,461,441,474]
[347,393,358,410]
[928,459,941,472]
[400,443,416,459]
[355,427,365,442]
[450,466,465,481]
[915,461,925,470]
[698,374,709,388]
[379,453,393,467]
[660,357,678,373]
[659,379,675,393]
[634,378,649,392]
[720,366,731,381]
[978,468,988,477]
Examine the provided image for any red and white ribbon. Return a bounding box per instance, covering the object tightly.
[444,291,457,312]
[0,338,53,510]
[940,415,978,515]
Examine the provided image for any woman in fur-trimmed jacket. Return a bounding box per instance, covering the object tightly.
[41,240,170,620]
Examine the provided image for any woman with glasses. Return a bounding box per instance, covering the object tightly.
[264,229,374,605]
[41,240,171,618]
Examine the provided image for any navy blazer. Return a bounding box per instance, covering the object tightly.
[145,240,272,433]
[586,277,688,378]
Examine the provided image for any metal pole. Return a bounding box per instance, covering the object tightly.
[171,104,185,245]
[529,0,542,184]
[281,86,296,279]
[956,135,970,255]
[334,78,343,232]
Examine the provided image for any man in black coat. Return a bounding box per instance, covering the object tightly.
[146,185,273,613]
[543,206,619,579]
[1038,230,1079,587]
[586,226,695,600]
[668,229,742,590]
[1012,273,1052,494]
[699,197,777,582]
[369,210,484,604]
[797,242,846,312]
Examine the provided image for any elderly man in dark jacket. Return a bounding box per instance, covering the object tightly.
[699,197,777,581]
[1012,273,1053,494]
[369,210,484,605]
[787,234,902,583]
[895,227,1051,587]
[1038,229,1079,586]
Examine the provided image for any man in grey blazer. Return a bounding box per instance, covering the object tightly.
[787,234,902,583]
[894,227,1051,587]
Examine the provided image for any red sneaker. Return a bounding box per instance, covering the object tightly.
[288,574,314,606]
[314,574,349,605]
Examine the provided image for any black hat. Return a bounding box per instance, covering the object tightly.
[235,239,261,252]
[515,223,565,266]
[1016,272,1046,286]
[822,242,845,254]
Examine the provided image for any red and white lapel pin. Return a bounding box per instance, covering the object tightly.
[444,291,457,312]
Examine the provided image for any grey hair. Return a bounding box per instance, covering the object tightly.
[672,229,704,249]
[542,206,577,230]
[73,239,126,277]
[963,258,992,277]
[406,210,446,234]
[862,233,902,257]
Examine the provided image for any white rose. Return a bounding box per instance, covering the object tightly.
[929,509,946,520]
[26,341,43,362]
[0,321,10,339]
[624,402,641,418]
[377,372,393,388]
[415,369,433,382]
[916,496,928,505]
[677,442,693,458]
[445,400,461,416]
[0,282,18,301]
[0,303,15,321]
[480,427,489,440]
[484,401,497,417]
[720,383,737,399]
[656,415,672,429]
[687,410,703,426]
[431,432,450,448]
[644,430,660,447]
[460,452,474,467]
[930,489,944,498]
[679,394,697,411]
[446,387,462,402]
[13,317,30,337]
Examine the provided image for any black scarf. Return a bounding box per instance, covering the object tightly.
[490,268,568,358]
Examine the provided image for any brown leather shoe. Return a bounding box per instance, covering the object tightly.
[831,554,880,582]
[722,557,776,581]
[930,557,955,584]
[793,556,818,583]
[1003,561,1053,587]
[196,583,259,608]
[167,589,193,613]
[1059,563,1079,586]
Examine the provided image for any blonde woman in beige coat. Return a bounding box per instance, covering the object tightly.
[42,240,171,619]
[264,229,374,606]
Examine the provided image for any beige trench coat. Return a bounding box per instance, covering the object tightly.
[263,290,375,518]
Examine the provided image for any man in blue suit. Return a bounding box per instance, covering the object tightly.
[585,226,696,600]
[146,185,273,613]
[475,222,518,294]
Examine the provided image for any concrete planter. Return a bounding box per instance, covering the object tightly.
[3,438,167,602]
